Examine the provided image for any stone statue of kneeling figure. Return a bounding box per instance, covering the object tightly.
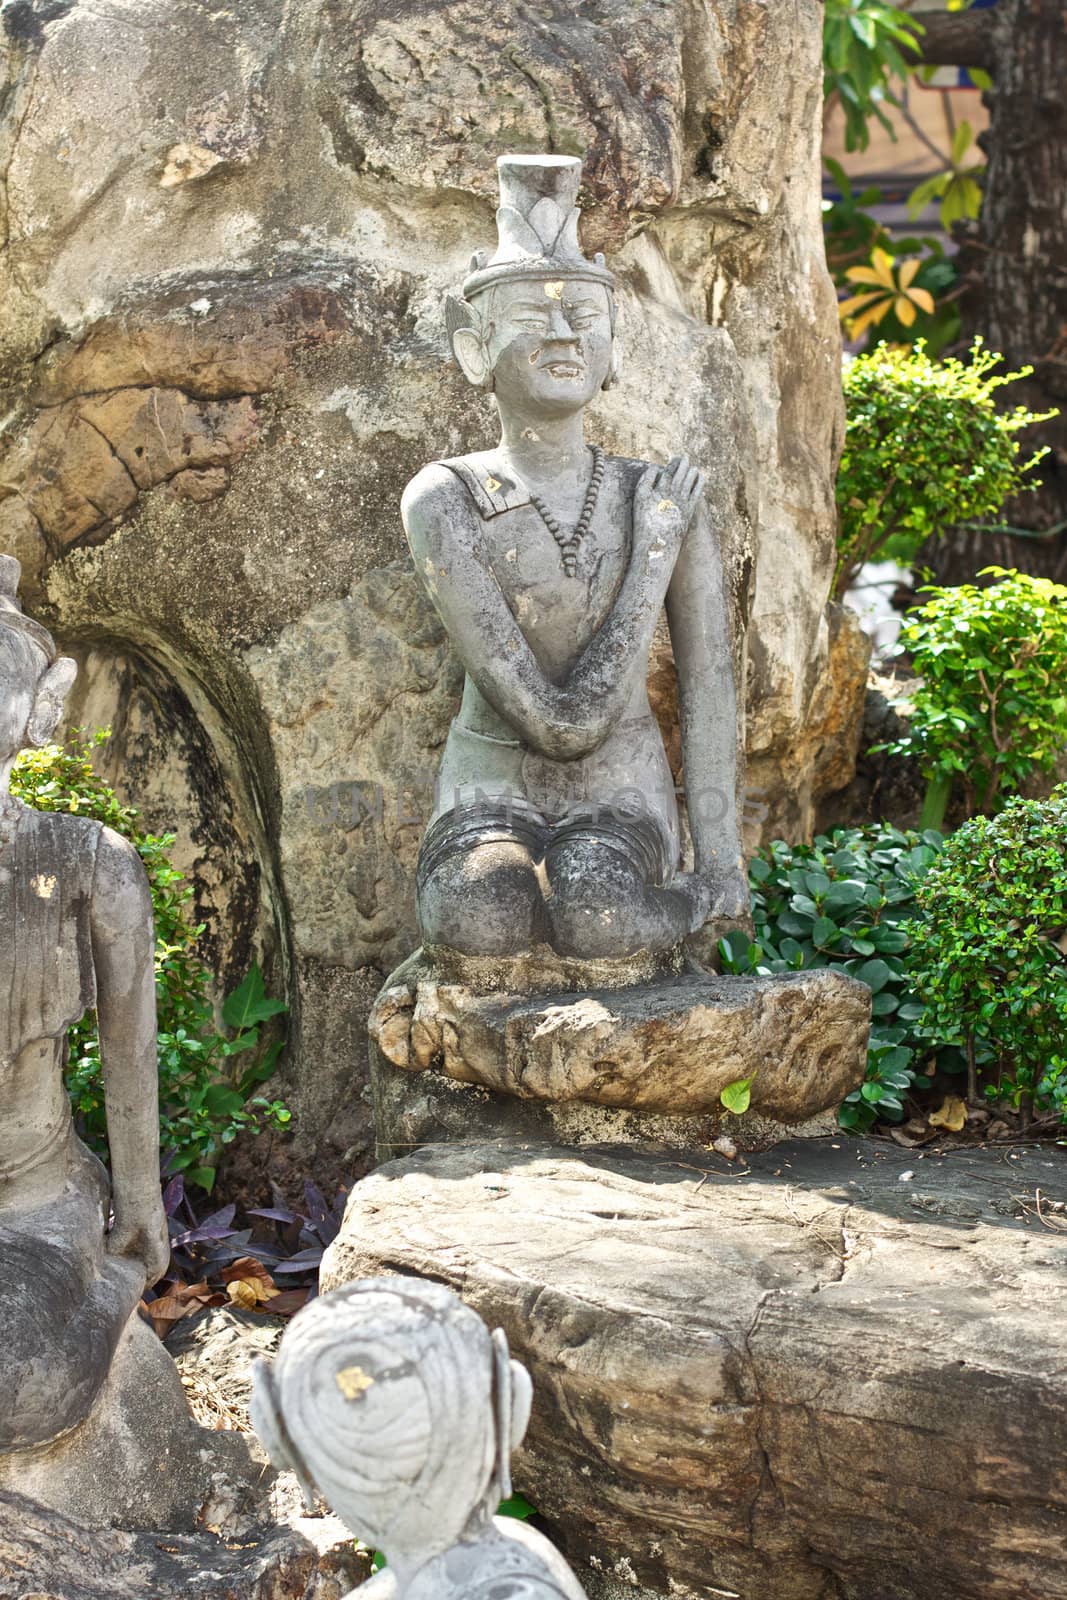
[252,1276,588,1599]
[403,154,748,964]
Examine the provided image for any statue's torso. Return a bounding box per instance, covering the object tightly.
[0,807,99,1189]
[426,452,677,847]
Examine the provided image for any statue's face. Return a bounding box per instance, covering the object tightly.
[483,278,613,416]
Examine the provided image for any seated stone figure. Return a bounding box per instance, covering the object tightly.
[0,554,169,1456]
[252,1276,588,1599]
[403,154,747,963]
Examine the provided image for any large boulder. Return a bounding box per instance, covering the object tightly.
[321,1137,1067,1600]
[0,0,852,1179]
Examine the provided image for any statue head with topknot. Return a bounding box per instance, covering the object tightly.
[0,555,77,766]
[250,1278,534,1580]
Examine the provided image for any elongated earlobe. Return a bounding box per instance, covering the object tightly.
[452,326,494,390]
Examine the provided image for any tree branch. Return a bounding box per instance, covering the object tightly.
[904,12,996,71]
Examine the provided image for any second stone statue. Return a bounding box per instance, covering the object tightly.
[370,153,871,1155]
[403,153,748,966]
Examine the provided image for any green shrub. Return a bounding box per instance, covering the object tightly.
[908,791,1067,1124]
[718,824,948,1133]
[12,732,290,1190]
[883,568,1067,829]
[834,339,1054,597]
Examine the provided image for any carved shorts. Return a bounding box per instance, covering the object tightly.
[416,798,675,894]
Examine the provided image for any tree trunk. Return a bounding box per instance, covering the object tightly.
[905,10,994,68]
[925,0,1067,587]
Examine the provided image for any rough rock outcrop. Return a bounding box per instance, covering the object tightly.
[1,0,852,1178]
[0,1489,371,1600]
[322,1138,1067,1600]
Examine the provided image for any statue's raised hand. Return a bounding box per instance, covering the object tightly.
[633,455,704,579]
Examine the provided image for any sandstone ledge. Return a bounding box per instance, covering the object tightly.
[322,1137,1067,1600]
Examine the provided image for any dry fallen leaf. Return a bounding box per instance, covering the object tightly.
[928,1094,967,1133]
[223,1256,280,1309]
[141,1280,223,1340]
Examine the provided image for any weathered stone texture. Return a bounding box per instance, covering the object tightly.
[322,1138,1067,1600]
[371,964,870,1118]
[0,1488,372,1600]
[0,0,853,1178]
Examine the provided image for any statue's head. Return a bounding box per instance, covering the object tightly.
[250,1278,534,1568]
[449,154,618,418]
[0,555,76,763]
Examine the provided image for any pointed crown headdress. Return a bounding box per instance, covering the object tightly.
[462,154,614,301]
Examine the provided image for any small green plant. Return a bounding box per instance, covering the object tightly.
[883,569,1067,830]
[908,791,1067,1124]
[13,731,290,1190]
[823,0,924,152]
[834,339,1055,597]
[719,824,948,1132]
[720,1077,753,1116]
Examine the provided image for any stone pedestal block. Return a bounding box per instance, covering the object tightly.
[321,1138,1067,1600]
[370,956,870,1160]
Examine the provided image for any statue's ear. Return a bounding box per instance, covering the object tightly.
[602,344,621,392]
[26,655,76,747]
[447,294,492,389]
[508,1358,533,1452]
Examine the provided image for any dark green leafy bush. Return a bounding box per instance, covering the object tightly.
[719,825,946,1132]
[835,340,1053,597]
[883,568,1067,829]
[908,790,1067,1124]
[12,732,289,1190]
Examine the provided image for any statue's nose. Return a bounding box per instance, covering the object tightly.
[544,304,579,343]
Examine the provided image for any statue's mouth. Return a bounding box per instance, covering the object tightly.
[542,359,584,380]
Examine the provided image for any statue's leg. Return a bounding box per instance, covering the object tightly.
[543,816,696,959]
[1,1216,142,1452]
[416,805,549,956]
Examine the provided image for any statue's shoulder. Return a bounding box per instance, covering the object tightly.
[404,451,531,525]
[608,453,653,490]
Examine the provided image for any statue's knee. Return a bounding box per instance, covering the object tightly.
[418,845,544,955]
[547,888,640,958]
[544,840,647,958]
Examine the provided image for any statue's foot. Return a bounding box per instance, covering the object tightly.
[672,871,713,933]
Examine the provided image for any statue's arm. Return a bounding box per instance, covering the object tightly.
[665,504,749,915]
[90,826,170,1285]
[403,464,681,761]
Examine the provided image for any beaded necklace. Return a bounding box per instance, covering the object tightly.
[527,445,605,578]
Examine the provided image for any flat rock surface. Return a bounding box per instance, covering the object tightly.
[372,968,871,1121]
[321,1137,1067,1600]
